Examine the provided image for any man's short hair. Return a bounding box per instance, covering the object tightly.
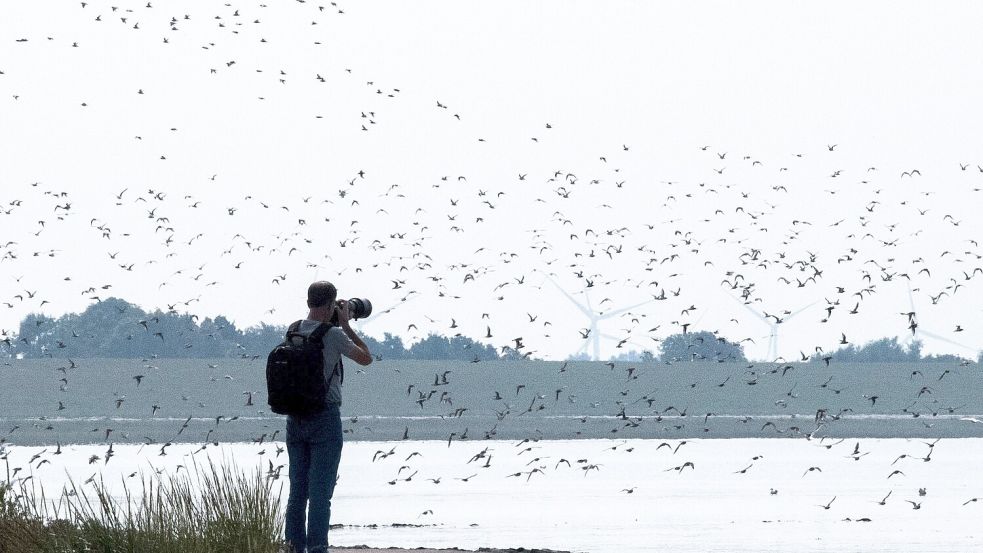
[307,281,337,308]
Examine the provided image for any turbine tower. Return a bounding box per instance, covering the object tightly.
[542,273,655,361]
[727,293,816,361]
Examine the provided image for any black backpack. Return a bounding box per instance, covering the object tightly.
[266,320,342,416]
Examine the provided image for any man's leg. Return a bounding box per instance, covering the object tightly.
[285,423,312,553]
[305,405,343,553]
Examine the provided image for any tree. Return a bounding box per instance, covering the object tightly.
[659,331,746,363]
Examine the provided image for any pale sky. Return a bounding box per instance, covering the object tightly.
[1,1,982,360]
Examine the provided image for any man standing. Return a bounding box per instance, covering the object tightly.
[285,281,372,553]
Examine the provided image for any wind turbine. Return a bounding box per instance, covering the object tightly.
[541,273,655,361]
[902,283,979,358]
[727,292,816,361]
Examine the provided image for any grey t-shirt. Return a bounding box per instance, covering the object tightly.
[295,319,358,405]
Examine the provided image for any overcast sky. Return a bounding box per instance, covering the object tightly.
[1,1,982,361]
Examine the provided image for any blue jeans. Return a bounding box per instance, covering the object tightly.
[285,404,343,553]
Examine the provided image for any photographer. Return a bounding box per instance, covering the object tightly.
[284,281,372,553]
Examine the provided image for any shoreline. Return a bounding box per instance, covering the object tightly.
[3,412,982,448]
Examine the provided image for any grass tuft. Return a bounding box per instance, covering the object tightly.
[1,455,288,553]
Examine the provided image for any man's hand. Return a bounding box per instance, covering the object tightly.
[335,300,351,328]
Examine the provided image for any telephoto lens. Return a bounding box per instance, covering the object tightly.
[347,298,372,320]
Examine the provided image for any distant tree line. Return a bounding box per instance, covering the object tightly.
[587,333,980,364]
[366,331,500,362]
[808,337,976,364]
[0,297,501,361]
[575,330,748,363]
[2,298,977,363]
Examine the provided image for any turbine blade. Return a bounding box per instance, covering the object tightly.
[784,300,819,321]
[724,290,769,325]
[598,298,655,320]
[916,329,978,354]
[692,310,709,328]
[543,274,594,318]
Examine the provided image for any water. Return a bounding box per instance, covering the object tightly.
[4,359,982,551]
[1,359,981,446]
[3,438,981,552]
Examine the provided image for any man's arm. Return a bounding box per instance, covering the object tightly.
[341,322,372,366]
[336,300,372,365]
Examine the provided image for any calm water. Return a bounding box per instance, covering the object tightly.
[1,359,982,446]
[4,438,982,553]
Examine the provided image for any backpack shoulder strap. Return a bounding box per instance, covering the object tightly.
[286,320,303,336]
[310,322,333,343]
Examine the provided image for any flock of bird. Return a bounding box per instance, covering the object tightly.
[1,0,982,528]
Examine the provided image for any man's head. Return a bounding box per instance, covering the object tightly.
[307,281,337,309]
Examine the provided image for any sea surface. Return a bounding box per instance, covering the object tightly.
[1,359,981,446]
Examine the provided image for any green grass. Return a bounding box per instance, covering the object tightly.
[0,456,288,553]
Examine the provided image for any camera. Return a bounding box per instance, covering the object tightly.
[331,298,372,324]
